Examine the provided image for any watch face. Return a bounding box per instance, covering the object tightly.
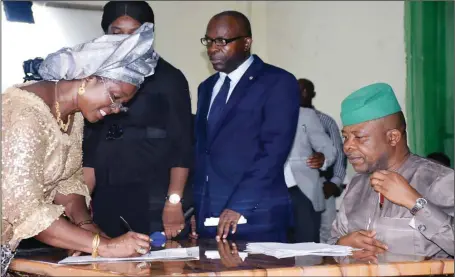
[417,198,427,206]
[168,194,180,204]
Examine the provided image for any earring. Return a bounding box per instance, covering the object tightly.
[78,80,86,95]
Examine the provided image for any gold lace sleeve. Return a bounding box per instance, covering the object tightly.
[1,112,65,247]
[56,167,91,207]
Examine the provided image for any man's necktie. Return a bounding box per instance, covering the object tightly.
[207,76,231,134]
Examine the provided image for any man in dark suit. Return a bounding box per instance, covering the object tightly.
[192,11,300,242]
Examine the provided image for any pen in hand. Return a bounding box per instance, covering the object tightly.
[120,216,133,232]
[120,216,164,246]
[121,208,195,248]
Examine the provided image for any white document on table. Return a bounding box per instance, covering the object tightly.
[58,247,200,265]
[204,250,248,261]
[245,242,358,258]
[204,216,247,226]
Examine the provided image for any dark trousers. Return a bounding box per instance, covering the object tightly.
[287,186,322,243]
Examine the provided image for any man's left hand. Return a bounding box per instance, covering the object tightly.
[370,170,422,209]
[162,202,185,239]
[307,152,325,169]
[217,209,241,241]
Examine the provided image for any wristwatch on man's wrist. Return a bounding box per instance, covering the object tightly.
[410,198,427,215]
[165,193,183,204]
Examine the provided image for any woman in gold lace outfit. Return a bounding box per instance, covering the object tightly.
[1,22,160,275]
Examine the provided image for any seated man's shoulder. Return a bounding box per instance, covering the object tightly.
[346,173,369,190]
[413,154,454,181]
[412,155,454,209]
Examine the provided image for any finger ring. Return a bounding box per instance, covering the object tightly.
[137,262,149,269]
[136,247,147,255]
[177,230,181,233]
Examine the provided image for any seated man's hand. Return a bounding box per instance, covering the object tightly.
[307,152,325,169]
[337,230,388,253]
[370,170,421,209]
[351,250,380,264]
[323,181,341,199]
[217,209,241,241]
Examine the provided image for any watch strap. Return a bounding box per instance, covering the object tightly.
[410,198,427,215]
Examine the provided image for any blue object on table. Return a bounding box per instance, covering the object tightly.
[150,232,166,247]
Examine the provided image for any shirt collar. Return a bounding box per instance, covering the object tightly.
[219,55,254,84]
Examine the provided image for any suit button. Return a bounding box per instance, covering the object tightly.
[205,149,210,154]
[418,224,426,232]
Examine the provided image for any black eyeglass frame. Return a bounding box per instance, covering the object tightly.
[200,36,248,47]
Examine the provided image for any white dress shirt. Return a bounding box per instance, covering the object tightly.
[208,55,254,116]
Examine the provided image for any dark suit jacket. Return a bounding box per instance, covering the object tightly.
[193,55,300,241]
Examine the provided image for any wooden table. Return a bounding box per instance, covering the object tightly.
[9,239,454,276]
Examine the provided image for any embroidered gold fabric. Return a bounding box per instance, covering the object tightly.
[1,85,91,249]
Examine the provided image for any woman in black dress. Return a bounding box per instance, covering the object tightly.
[83,1,193,239]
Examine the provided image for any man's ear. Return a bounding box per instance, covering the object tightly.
[244,37,253,52]
[387,129,402,146]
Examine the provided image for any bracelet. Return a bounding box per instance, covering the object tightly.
[92,233,100,258]
[76,220,94,227]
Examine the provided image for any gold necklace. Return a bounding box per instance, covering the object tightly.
[54,82,71,132]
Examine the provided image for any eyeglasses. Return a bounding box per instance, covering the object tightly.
[101,77,129,113]
[200,36,248,47]
[107,92,128,113]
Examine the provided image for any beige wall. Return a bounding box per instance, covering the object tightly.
[3,1,406,130]
[266,1,406,127]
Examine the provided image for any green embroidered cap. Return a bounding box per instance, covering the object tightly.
[341,83,401,126]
